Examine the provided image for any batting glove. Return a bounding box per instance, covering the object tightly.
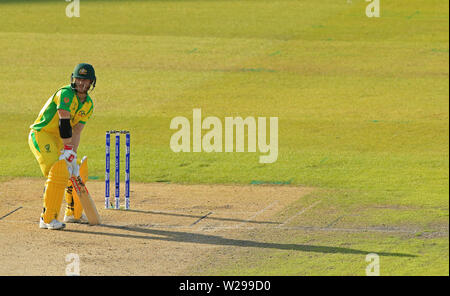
[59,144,77,175]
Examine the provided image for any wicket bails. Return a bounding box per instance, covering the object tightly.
[105,130,131,210]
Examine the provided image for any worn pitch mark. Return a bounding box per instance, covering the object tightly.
[202,225,425,235]
[110,223,435,235]
[2,219,446,236]
[277,200,322,228]
[280,226,422,234]
[190,211,213,226]
[0,207,23,221]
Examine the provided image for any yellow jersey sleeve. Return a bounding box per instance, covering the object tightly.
[56,88,75,112]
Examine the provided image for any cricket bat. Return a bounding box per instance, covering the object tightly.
[70,176,101,225]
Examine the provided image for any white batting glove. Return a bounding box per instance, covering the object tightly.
[59,145,77,175]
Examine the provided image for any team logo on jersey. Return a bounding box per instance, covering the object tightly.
[64,97,70,104]
[79,68,88,75]
[45,144,51,153]
[79,111,86,117]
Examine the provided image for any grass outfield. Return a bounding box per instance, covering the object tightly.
[0,0,448,275]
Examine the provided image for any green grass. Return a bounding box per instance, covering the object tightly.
[0,0,448,275]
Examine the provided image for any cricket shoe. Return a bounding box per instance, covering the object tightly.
[64,213,89,224]
[39,218,66,230]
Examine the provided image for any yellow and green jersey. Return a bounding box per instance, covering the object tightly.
[30,85,94,136]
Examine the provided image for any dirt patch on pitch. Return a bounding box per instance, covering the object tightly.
[0,178,314,275]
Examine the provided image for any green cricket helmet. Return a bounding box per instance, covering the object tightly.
[71,63,96,91]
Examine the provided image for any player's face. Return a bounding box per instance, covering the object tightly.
[74,78,92,94]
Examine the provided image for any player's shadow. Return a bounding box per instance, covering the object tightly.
[65,224,416,258]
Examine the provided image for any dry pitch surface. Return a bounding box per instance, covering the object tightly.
[0,178,315,275]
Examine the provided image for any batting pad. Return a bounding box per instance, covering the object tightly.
[42,160,69,223]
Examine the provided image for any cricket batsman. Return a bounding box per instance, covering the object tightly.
[28,63,96,230]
